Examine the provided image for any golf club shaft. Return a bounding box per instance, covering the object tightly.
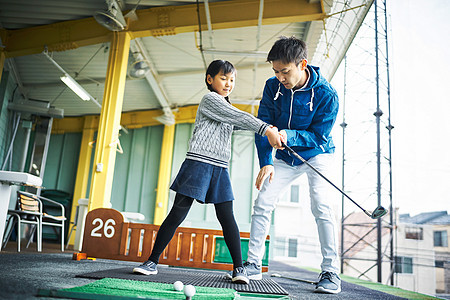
[281,143,371,217]
[271,273,317,285]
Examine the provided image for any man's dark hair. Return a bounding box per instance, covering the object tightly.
[205,60,236,92]
[267,36,307,65]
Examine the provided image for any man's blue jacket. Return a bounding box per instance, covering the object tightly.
[255,65,339,167]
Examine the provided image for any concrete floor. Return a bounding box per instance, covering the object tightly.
[0,241,410,300]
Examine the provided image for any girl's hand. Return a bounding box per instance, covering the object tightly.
[265,126,282,149]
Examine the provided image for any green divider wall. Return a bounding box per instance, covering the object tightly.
[43,133,82,193]
[229,131,259,231]
[110,125,164,224]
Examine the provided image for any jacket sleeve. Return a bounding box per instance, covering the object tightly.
[285,91,339,148]
[200,93,269,136]
[255,82,276,168]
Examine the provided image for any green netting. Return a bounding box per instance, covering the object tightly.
[61,278,237,300]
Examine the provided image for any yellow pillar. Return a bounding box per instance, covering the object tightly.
[67,115,96,246]
[153,124,175,225]
[88,31,131,211]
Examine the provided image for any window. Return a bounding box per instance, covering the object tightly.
[288,238,298,257]
[435,260,445,268]
[434,230,448,247]
[405,226,423,240]
[290,185,299,203]
[394,256,413,274]
[274,237,298,258]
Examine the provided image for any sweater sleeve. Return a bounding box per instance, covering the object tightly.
[255,81,276,167]
[200,92,269,136]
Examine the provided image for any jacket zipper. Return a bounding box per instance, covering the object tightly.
[288,90,293,129]
[287,90,294,165]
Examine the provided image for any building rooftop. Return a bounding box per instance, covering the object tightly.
[399,211,449,225]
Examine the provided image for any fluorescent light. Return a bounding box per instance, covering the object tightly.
[201,48,267,58]
[60,74,91,101]
[44,50,101,108]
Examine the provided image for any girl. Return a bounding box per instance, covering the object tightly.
[133,60,281,284]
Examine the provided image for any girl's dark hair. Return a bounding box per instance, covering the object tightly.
[205,60,236,92]
[267,36,307,65]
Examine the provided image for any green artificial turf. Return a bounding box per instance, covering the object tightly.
[60,278,237,300]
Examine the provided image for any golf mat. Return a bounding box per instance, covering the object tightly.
[77,266,289,295]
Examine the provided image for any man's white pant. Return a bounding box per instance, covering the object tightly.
[247,154,340,274]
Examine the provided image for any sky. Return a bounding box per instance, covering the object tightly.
[330,0,450,216]
[389,0,450,215]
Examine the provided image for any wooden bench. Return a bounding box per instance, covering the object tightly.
[75,208,269,271]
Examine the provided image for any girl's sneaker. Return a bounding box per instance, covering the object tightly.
[232,266,249,284]
[133,260,158,275]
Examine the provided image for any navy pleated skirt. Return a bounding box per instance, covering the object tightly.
[170,159,234,204]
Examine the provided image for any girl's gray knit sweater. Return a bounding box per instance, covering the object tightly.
[186,92,269,168]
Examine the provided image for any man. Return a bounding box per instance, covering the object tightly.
[244,36,341,294]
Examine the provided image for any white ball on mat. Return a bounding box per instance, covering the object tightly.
[184,284,196,297]
[173,280,184,291]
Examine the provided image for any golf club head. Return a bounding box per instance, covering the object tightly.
[371,206,388,219]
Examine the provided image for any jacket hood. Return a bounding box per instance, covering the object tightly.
[303,65,326,91]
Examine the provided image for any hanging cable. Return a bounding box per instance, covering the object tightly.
[196,0,207,70]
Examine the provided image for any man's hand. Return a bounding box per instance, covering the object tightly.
[265,126,282,149]
[255,165,275,190]
[279,130,287,144]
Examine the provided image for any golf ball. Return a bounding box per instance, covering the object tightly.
[173,281,184,291]
[184,284,196,297]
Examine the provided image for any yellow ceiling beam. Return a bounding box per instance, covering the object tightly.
[129,0,325,38]
[1,0,325,58]
[0,19,112,58]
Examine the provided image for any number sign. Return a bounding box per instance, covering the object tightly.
[82,208,124,257]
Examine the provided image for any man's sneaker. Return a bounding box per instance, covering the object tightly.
[133,260,158,275]
[315,271,341,294]
[232,266,249,284]
[243,261,262,280]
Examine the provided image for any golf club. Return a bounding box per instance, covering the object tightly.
[271,273,317,285]
[281,142,388,219]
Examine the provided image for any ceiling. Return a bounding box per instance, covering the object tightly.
[0,0,373,121]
